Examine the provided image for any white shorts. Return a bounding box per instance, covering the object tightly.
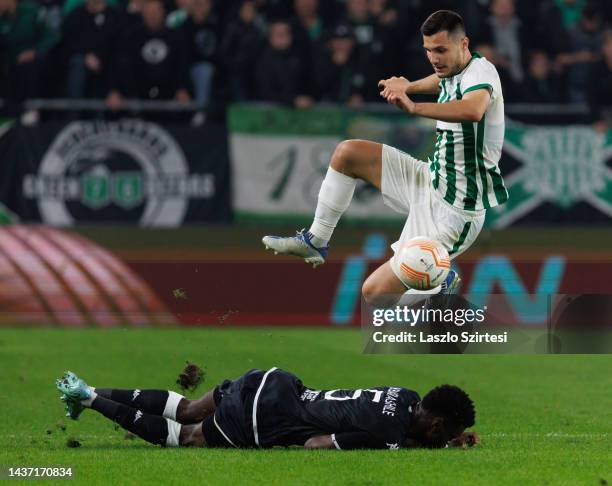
[381,144,486,286]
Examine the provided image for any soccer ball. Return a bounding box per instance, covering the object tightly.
[397,237,451,290]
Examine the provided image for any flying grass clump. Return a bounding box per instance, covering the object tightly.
[176,362,205,392]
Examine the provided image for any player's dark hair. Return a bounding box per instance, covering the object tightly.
[420,10,466,37]
[422,385,475,428]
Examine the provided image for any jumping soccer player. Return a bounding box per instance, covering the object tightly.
[56,368,479,450]
[262,10,508,307]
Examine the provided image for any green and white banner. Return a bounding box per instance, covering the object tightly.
[229,104,436,223]
[229,105,612,227]
[488,122,612,227]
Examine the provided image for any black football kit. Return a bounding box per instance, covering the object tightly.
[201,368,421,450]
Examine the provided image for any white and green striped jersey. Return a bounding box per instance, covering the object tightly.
[430,52,509,211]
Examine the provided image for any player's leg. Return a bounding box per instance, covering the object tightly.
[176,389,216,424]
[92,387,186,422]
[262,140,382,266]
[74,385,216,425]
[310,139,382,243]
[362,261,407,308]
[56,372,184,447]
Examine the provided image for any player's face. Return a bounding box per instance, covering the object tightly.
[424,420,465,448]
[423,31,468,78]
[411,403,465,447]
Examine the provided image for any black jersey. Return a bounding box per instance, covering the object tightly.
[297,384,420,449]
[205,368,421,450]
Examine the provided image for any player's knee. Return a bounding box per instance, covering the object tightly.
[175,398,193,423]
[362,278,399,309]
[331,139,360,173]
[177,391,216,424]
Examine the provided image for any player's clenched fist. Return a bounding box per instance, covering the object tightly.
[378,76,416,113]
[448,431,480,448]
[377,76,410,96]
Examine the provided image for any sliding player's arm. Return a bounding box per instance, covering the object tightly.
[381,86,491,123]
[378,74,440,97]
[304,432,382,450]
[305,433,429,450]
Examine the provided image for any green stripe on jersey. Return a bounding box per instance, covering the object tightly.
[456,83,478,211]
[476,114,490,209]
[443,130,456,205]
[438,80,447,103]
[488,167,509,204]
[431,129,443,189]
[449,221,472,255]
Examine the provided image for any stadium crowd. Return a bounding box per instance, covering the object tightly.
[0,0,611,125]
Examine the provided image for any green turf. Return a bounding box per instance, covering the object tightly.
[1,328,611,485]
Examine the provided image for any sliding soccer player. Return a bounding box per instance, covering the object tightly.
[263,10,508,307]
[56,368,478,450]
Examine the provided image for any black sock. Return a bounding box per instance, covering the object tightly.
[96,389,171,415]
[91,396,180,446]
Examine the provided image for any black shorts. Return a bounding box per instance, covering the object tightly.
[202,368,322,448]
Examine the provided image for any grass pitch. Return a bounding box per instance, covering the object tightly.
[1,328,611,485]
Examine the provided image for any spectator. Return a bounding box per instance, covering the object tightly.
[557,5,604,102]
[343,0,391,100]
[478,0,529,85]
[554,0,587,29]
[252,0,292,21]
[63,0,118,16]
[520,50,564,103]
[221,0,265,101]
[312,24,365,106]
[255,20,313,108]
[106,0,190,109]
[289,0,324,97]
[122,0,144,27]
[474,43,520,102]
[586,30,612,131]
[0,0,56,123]
[181,0,220,110]
[291,0,324,48]
[526,0,571,58]
[369,0,398,28]
[60,0,123,98]
[166,0,192,28]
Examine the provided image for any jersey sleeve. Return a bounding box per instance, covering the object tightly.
[461,62,496,99]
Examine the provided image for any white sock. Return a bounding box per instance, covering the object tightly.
[309,167,356,246]
[165,419,182,447]
[81,387,97,407]
[163,391,184,421]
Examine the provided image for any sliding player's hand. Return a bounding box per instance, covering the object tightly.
[448,431,480,448]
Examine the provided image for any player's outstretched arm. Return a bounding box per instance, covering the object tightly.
[380,85,490,123]
[304,432,382,450]
[406,73,442,95]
